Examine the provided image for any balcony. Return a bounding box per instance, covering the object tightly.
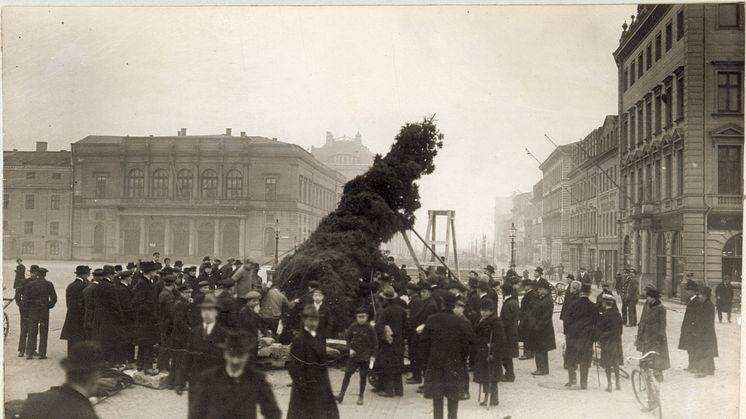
[713,194,743,208]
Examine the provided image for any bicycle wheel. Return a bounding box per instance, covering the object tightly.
[3,311,8,339]
[631,370,649,409]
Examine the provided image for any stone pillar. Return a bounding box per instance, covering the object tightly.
[239,218,246,258]
[188,218,196,256]
[193,164,200,198]
[164,217,172,255]
[114,215,121,256]
[214,217,221,257]
[139,216,146,256]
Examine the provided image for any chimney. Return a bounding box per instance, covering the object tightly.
[36,141,48,152]
[326,131,334,144]
[180,128,187,136]
[272,137,278,141]
[177,130,181,136]
[240,131,246,137]
[226,128,232,136]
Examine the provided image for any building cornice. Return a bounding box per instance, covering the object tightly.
[613,5,672,65]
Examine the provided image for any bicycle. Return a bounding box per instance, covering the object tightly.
[628,351,662,419]
[3,297,14,339]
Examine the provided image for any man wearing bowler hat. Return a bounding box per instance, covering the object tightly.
[61,265,91,356]
[678,277,701,372]
[91,265,126,365]
[133,261,160,374]
[20,341,106,419]
[373,285,407,398]
[23,267,57,360]
[526,277,555,375]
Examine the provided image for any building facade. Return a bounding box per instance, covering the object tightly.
[70,129,345,262]
[3,142,73,260]
[540,145,574,267]
[311,131,375,181]
[614,4,744,296]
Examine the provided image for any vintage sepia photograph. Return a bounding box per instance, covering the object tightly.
[1,2,743,418]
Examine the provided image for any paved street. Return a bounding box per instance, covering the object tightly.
[3,260,741,418]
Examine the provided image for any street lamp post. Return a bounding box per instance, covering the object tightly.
[274,219,280,266]
[509,222,517,266]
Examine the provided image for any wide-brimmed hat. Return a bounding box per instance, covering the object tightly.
[126,262,137,270]
[378,286,398,300]
[580,283,592,294]
[684,279,699,291]
[140,261,158,273]
[220,277,236,288]
[92,268,104,277]
[484,265,496,274]
[61,341,107,372]
[36,267,48,276]
[118,270,133,279]
[162,274,176,284]
[442,293,458,309]
[102,265,116,275]
[307,280,320,289]
[177,283,191,292]
[114,265,123,272]
[75,265,91,275]
[534,266,544,275]
[536,278,551,291]
[301,304,320,318]
[219,331,255,356]
[174,260,184,267]
[198,294,221,309]
[161,266,175,276]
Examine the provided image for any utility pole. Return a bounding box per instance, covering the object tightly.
[509,222,516,266]
[274,219,280,266]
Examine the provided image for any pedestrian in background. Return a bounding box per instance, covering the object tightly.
[133,262,160,374]
[623,270,639,327]
[715,276,734,323]
[597,293,623,392]
[692,286,718,377]
[635,285,670,382]
[23,267,57,360]
[14,261,32,358]
[527,278,555,376]
[594,267,604,290]
[499,282,519,382]
[518,279,538,360]
[61,265,90,356]
[564,284,598,389]
[678,278,700,372]
[336,306,377,405]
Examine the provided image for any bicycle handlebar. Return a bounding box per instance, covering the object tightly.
[627,351,658,362]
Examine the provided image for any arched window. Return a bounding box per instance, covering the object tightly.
[127,169,144,198]
[722,233,743,283]
[225,170,243,198]
[201,169,218,198]
[151,169,169,198]
[176,169,193,199]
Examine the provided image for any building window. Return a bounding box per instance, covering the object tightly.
[623,68,629,92]
[677,10,684,40]
[49,221,59,236]
[637,168,644,204]
[677,150,684,196]
[630,62,636,85]
[225,170,243,198]
[637,53,644,78]
[630,111,636,144]
[265,177,277,201]
[26,172,35,179]
[95,174,107,198]
[637,106,644,143]
[645,97,652,139]
[200,169,218,198]
[676,73,685,120]
[95,211,105,220]
[664,80,673,127]
[151,169,169,198]
[25,194,34,210]
[176,169,193,199]
[646,44,652,69]
[665,154,672,199]
[654,161,662,201]
[3,194,8,210]
[49,241,60,256]
[24,221,33,234]
[621,115,627,150]
[718,145,742,194]
[52,173,62,180]
[717,71,742,113]
[665,21,673,50]
[718,3,742,28]
[654,91,662,133]
[127,168,145,198]
[21,242,34,255]
[655,33,662,61]
[93,224,105,254]
[50,195,60,210]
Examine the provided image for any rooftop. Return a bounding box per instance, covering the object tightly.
[3,150,71,167]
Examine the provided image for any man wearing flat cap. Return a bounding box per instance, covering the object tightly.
[19,341,106,419]
[215,275,240,331]
[61,266,90,356]
[188,332,281,419]
[23,267,57,360]
[678,277,701,372]
[133,261,161,374]
[238,290,267,361]
[91,265,126,365]
[635,285,670,387]
[287,305,339,419]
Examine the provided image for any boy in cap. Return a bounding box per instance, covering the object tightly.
[188,332,281,419]
[19,341,106,419]
[473,298,504,406]
[336,306,378,405]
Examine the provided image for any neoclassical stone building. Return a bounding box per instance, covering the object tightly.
[614,4,744,297]
[71,129,345,262]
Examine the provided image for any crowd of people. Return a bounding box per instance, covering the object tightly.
[10,254,729,419]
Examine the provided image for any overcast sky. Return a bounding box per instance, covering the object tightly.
[2,5,635,249]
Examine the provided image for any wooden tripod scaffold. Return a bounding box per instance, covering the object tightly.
[399,210,461,283]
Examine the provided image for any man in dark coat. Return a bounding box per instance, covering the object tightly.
[692,286,718,377]
[335,306,378,405]
[174,294,228,395]
[678,279,700,371]
[635,285,670,381]
[170,283,194,392]
[188,332,281,419]
[473,298,505,406]
[61,266,90,356]
[623,270,639,326]
[715,276,734,323]
[526,279,555,375]
[133,261,160,374]
[406,282,430,385]
[215,277,240,331]
[518,279,538,360]
[238,291,267,361]
[14,259,29,357]
[20,341,105,419]
[564,283,599,389]
[374,286,407,397]
[421,293,473,419]
[113,270,136,366]
[23,267,57,360]
[157,273,178,374]
[198,263,216,290]
[91,265,126,364]
[499,283,519,382]
[598,293,624,392]
[82,270,102,340]
[594,267,604,289]
[287,305,339,419]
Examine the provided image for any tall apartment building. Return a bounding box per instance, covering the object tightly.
[540,144,575,267]
[70,129,345,261]
[3,142,73,260]
[614,4,744,296]
[566,116,621,281]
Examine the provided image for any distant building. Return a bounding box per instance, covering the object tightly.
[70,129,345,261]
[311,131,375,181]
[3,142,73,260]
[614,4,744,296]
[493,196,514,265]
[539,144,575,267]
[510,192,533,266]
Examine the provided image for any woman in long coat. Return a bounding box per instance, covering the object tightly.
[597,293,623,391]
[421,294,473,418]
[691,286,718,376]
[635,286,670,377]
[499,283,519,381]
